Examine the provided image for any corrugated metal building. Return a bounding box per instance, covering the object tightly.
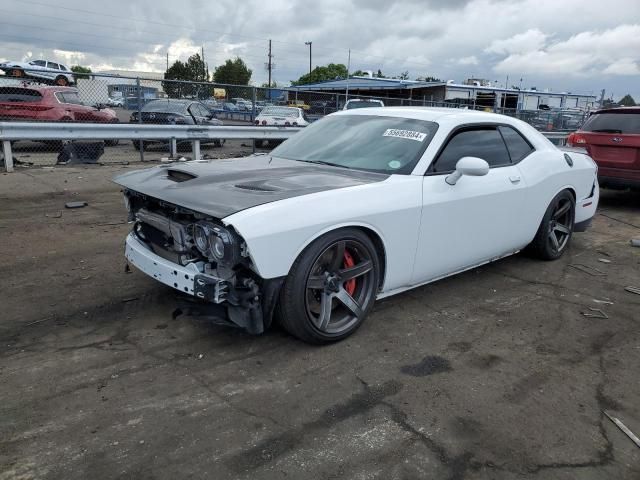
[290,77,597,111]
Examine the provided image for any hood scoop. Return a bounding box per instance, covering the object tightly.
[166,169,197,182]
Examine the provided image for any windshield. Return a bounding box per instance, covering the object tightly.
[272,114,438,174]
[346,101,383,109]
[581,112,640,134]
[260,107,298,117]
[142,101,189,113]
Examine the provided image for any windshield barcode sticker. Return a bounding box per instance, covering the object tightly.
[383,129,427,142]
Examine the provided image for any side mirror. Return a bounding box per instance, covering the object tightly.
[445,156,490,185]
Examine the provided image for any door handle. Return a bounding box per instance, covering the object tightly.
[509,175,521,184]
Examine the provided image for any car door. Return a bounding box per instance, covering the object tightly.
[188,103,207,124]
[411,125,528,284]
[44,62,60,80]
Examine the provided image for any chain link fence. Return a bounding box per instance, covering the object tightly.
[0,68,584,169]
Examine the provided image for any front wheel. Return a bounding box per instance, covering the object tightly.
[528,190,575,260]
[276,229,380,344]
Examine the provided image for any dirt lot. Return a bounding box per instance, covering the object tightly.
[1,160,639,480]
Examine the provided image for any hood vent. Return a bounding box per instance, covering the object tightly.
[234,183,279,192]
[167,169,197,182]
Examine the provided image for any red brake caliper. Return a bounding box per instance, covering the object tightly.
[343,250,356,296]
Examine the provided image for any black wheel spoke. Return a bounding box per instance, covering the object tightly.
[315,292,333,330]
[553,201,570,219]
[339,259,372,281]
[335,288,364,319]
[307,275,325,290]
[329,241,346,271]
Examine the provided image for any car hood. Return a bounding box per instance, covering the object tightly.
[113,156,388,218]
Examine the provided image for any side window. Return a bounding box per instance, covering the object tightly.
[59,92,83,105]
[59,65,68,71]
[499,126,534,162]
[47,62,60,70]
[32,60,46,67]
[432,128,510,173]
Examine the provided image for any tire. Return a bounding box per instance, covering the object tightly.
[55,76,69,86]
[10,68,24,78]
[276,228,380,344]
[528,190,575,260]
[132,140,147,151]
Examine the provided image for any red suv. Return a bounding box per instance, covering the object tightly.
[567,107,640,189]
[0,85,118,124]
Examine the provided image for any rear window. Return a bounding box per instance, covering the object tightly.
[142,101,189,113]
[346,101,383,109]
[0,88,42,102]
[581,112,640,134]
[261,107,298,117]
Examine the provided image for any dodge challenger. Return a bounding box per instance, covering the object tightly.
[114,108,599,343]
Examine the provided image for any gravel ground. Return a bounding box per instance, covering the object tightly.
[0,162,639,480]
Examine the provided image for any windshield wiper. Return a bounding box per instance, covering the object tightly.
[295,159,353,169]
[591,129,623,133]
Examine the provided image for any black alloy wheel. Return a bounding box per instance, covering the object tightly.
[277,229,380,343]
[528,190,575,260]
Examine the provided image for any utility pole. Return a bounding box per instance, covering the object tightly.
[201,45,206,80]
[166,52,169,71]
[345,49,351,101]
[305,41,312,76]
[267,39,273,88]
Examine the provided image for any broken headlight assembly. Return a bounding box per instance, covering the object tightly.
[192,221,241,266]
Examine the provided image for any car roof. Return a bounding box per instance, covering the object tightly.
[592,107,640,114]
[0,84,77,92]
[335,106,528,124]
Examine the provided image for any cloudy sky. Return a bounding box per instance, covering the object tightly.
[1,0,638,99]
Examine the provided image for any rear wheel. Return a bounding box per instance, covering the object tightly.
[55,76,69,86]
[528,190,575,260]
[277,229,380,344]
[10,68,24,78]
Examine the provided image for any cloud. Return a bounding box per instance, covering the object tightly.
[485,29,549,55]
[492,24,640,77]
[456,56,479,66]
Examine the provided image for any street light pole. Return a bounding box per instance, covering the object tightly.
[305,41,312,75]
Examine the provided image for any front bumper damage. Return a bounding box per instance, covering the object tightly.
[125,232,283,334]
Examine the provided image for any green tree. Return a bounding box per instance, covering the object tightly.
[163,53,209,98]
[70,65,92,80]
[415,75,442,82]
[213,57,252,85]
[619,94,636,106]
[291,63,348,85]
[375,69,386,78]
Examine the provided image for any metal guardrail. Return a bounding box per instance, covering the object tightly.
[0,122,302,172]
[0,121,571,173]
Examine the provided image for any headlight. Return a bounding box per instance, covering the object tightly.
[192,221,240,265]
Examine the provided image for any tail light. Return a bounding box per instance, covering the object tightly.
[261,120,267,125]
[284,121,290,126]
[567,132,586,147]
[292,121,298,126]
[254,120,259,125]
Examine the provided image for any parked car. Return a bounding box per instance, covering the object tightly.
[253,106,309,148]
[0,60,75,86]
[567,107,640,189]
[115,108,598,343]
[287,100,310,110]
[0,85,119,145]
[223,102,239,112]
[231,98,252,111]
[309,100,338,115]
[106,96,124,108]
[343,99,385,110]
[201,99,221,113]
[129,99,223,150]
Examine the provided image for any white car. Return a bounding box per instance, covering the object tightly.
[254,106,309,148]
[115,107,598,344]
[0,60,75,86]
[343,99,385,110]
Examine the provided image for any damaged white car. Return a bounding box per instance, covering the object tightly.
[115,108,599,343]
